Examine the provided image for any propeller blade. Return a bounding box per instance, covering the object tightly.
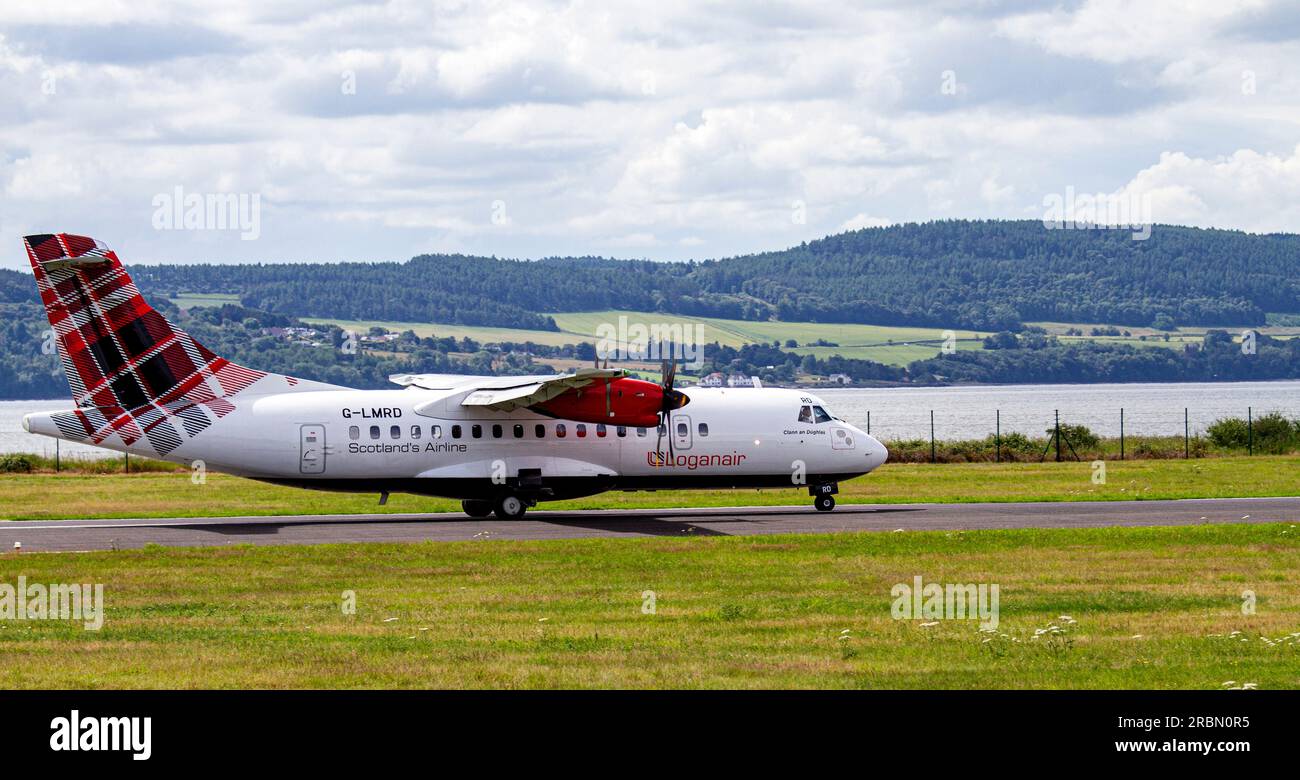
[666,410,675,459]
[605,379,612,418]
[655,412,666,466]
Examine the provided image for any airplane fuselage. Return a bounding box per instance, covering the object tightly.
[27,385,887,503]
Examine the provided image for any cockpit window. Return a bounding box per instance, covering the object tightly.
[798,405,813,423]
[812,405,832,424]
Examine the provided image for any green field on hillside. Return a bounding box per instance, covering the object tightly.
[1,523,1296,688]
[2,456,1296,521]
[300,317,580,347]
[189,300,1298,369]
[1030,320,1300,350]
[169,293,241,310]
[300,309,986,367]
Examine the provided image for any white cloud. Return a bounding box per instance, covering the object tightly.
[837,213,894,232]
[2,0,1300,267]
[996,0,1253,65]
[1119,145,1300,232]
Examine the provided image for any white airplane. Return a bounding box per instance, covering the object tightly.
[20,234,888,519]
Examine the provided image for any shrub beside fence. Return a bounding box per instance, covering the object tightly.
[876,409,1299,463]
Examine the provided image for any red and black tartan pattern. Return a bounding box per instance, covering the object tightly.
[25,233,266,456]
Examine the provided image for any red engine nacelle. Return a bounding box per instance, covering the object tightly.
[534,376,679,427]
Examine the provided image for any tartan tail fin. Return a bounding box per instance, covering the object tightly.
[21,233,278,456]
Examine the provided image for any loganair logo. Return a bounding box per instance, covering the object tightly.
[647,451,748,469]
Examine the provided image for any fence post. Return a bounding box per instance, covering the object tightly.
[1054,409,1062,463]
[1248,406,1253,455]
[55,439,60,473]
[866,411,870,435]
[1184,407,1189,459]
[930,410,935,464]
[995,409,1000,464]
[1119,408,1124,461]
[124,451,129,474]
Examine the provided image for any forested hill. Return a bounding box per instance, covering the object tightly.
[3,220,1298,330]
[712,221,1300,329]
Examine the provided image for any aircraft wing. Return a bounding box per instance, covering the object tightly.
[390,368,624,412]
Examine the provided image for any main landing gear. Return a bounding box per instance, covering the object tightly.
[461,499,493,518]
[461,494,535,520]
[494,494,528,520]
[810,482,839,512]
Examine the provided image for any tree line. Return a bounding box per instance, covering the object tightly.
[2,299,1297,400]
[6,219,1294,332]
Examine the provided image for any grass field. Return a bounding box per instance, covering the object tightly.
[181,295,1298,369]
[169,293,240,310]
[0,523,1296,688]
[1,456,1296,521]
[301,309,987,367]
[1029,320,1300,350]
[300,310,1300,370]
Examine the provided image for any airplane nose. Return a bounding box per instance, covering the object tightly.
[865,434,888,470]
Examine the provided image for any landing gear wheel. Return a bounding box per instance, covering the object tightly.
[494,494,528,520]
[814,495,836,512]
[462,499,493,518]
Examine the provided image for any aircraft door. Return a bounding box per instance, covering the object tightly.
[300,424,327,474]
[673,414,693,451]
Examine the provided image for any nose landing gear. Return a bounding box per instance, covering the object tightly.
[810,482,839,512]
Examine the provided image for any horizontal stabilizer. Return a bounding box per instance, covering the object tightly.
[25,233,114,270]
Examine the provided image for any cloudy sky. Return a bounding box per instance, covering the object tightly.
[3,0,1300,269]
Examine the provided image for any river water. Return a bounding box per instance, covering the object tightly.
[2,380,1297,458]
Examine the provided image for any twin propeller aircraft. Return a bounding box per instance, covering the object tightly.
[20,234,887,519]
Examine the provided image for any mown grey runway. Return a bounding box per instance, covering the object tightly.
[1,496,1297,552]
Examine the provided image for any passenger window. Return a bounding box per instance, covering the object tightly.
[390,425,400,440]
[798,405,813,423]
[556,423,567,438]
[411,425,421,439]
[813,405,832,424]
[349,425,360,440]
[698,422,709,437]
[432,425,442,439]
[658,423,667,437]
[492,424,503,439]
[576,424,587,438]
[452,425,462,439]
[472,424,483,439]
[596,424,607,438]
[617,426,627,437]
[535,424,546,438]
[636,427,647,437]
[513,424,524,439]
[369,425,380,440]
[677,421,688,436]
